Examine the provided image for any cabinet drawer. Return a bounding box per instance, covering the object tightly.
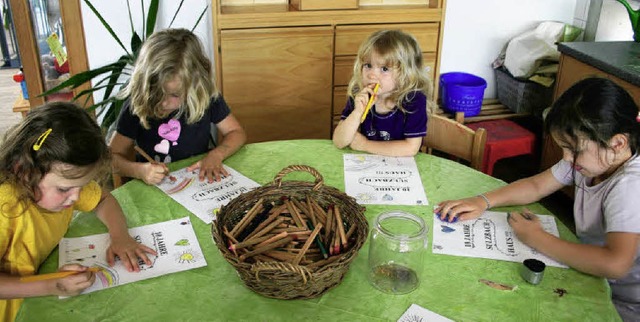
[335,23,439,56]
[334,52,436,87]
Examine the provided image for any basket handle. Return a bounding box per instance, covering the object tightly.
[250,261,312,284]
[273,165,324,191]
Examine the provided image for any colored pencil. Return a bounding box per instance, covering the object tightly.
[20,267,101,282]
[360,83,380,123]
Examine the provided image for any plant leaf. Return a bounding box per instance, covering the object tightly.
[191,5,209,33]
[40,63,126,96]
[131,32,143,56]
[146,0,159,38]
[83,0,131,56]
[169,0,185,27]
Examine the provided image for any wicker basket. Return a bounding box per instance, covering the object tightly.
[211,165,368,299]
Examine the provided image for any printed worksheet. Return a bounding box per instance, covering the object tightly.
[58,217,207,297]
[156,165,260,223]
[343,154,428,206]
[397,304,453,322]
[432,211,567,268]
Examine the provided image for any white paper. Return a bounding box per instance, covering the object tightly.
[343,154,428,206]
[58,217,207,297]
[432,211,567,268]
[397,304,454,322]
[156,165,260,223]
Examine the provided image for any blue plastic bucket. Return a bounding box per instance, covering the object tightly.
[440,72,487,117]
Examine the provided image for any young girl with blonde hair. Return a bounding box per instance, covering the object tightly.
[110,28,246,185]
[332,29,435,156]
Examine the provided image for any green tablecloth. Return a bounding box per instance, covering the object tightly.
[17,140,620,321]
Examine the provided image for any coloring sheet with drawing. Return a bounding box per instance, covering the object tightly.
[397,304,453,322]
[432,211,567,268]
[156,165,260,223]
[58,217,206,297]
[343,154,428,206]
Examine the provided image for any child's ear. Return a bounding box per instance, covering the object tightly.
[609,133,629,152]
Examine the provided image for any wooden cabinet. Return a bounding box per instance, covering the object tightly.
[540,54,640,172]
[10,0,91,113]
[213,0,446,143]
[220,27,333,142]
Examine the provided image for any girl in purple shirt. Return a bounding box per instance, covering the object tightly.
[332,30,435,157]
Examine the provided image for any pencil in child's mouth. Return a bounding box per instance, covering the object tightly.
[360,83,380,123]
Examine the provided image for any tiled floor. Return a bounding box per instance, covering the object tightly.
[0,67,24,136]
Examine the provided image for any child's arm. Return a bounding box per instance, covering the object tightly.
[109,132,169,185]
[333,87,375,148]
[349,134,423,156]
[186,114,246,183]
[435,168,564,221]
[0,264,95,299]
[509,213,639,279]
[93,190,157,272]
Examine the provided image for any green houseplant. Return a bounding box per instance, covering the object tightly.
[43,0,208,132]
[616,0,640,42]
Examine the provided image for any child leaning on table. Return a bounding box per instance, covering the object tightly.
[435,78,640,321]
[109,28,246,185]
[332,29,435,157]
[0,102,157,322]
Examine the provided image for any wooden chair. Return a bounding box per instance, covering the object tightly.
[423,113,487,171]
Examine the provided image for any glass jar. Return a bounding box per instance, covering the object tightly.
[368,211,428,294]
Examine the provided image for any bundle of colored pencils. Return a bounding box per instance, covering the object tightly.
[223,195,356,267]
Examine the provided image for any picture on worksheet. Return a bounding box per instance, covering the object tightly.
[343,153,428,205]
[58,217,207,297]
[156,165,261,223]
[432,211,566,268]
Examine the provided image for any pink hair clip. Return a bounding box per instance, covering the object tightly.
[637,112,640,123]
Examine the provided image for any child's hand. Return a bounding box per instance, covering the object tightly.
[140,162,169,185]
[434,196,488,222]
[50,264,96,296]
[187,151,229,183]
[106,235,157,273]
[354,84,378,117]
[507,209,545,245]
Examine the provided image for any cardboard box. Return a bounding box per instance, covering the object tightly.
[290,0,358,10]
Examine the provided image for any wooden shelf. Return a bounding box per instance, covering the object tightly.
[217,6,443,29]
[438,99,528,123]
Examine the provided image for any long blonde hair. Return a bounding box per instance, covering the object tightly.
[120,28,218,129]
[347,29,434,113]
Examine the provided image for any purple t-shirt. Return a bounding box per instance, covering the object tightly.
[340,91,427,141]
[116,96,230,163]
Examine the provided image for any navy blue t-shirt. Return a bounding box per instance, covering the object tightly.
[340,90,427,141]
[116,96,231,163]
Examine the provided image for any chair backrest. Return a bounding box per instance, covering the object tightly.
[423,113,487,171]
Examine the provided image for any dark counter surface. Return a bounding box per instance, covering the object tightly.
[558,41,640,87]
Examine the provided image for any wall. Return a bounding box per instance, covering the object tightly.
[81,0,577,101]
[440,0,577,98]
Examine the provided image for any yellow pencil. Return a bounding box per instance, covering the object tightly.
[360,83,380,123]
[20,267,101,282]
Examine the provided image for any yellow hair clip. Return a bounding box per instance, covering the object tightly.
[33,128,52,151]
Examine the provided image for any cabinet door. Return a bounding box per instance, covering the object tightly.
[220,27,333,143]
